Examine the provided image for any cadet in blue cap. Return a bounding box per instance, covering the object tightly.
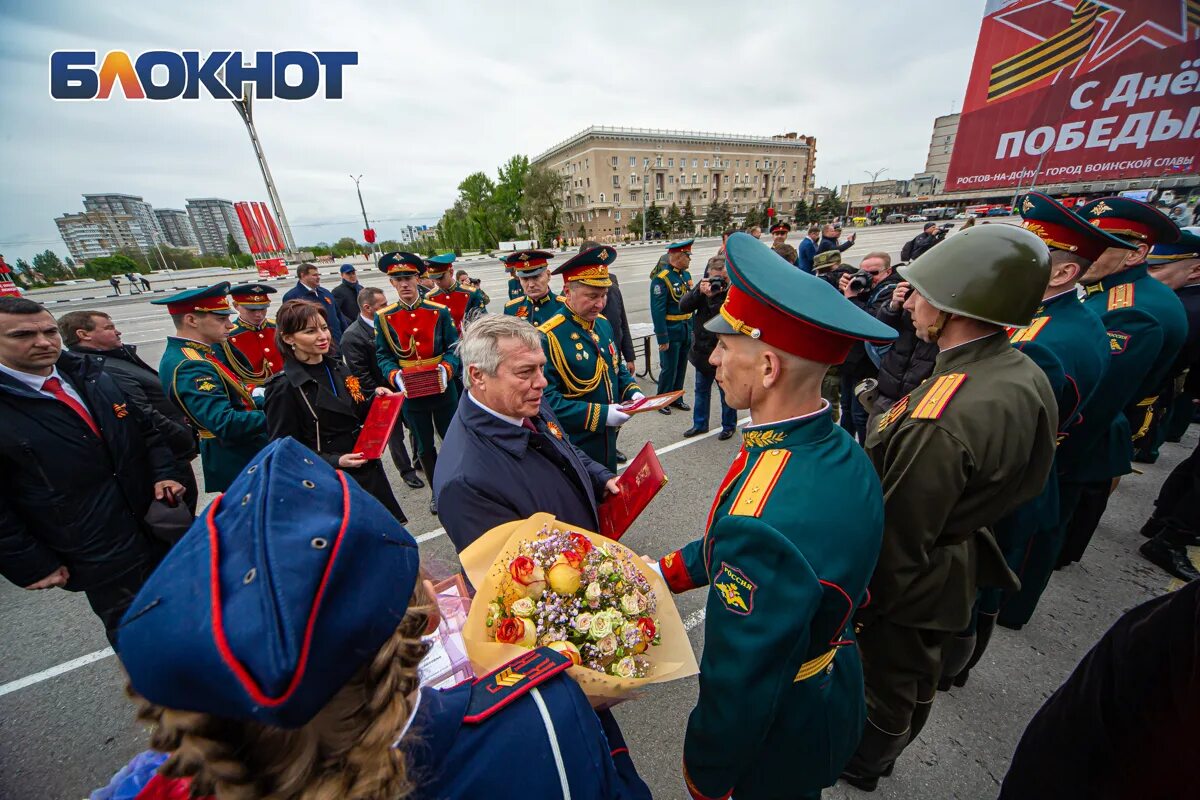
[1056,197,1188,569]
[501,249,563,326]
[152,283,269,493]
[650,239,695,412]
[375,252,461,515]
[651,232,896,799]
[539,245,644,472]
[97,438,650,800]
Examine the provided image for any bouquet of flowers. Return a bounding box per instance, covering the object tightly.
[461,513,698,707]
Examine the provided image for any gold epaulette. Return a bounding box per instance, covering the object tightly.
[910,373,967,420]
[181,347,204,361]
[423,298,449,310]
[538,314,566,334]
[379,301,399,315]
[1108,283,1134,311]
[656,270,670,280]
[1010,316,1050,344]
[730,448,791,518]
[505,296,527,307]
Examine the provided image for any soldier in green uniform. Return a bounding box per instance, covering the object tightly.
[650,239,694,413]
[374,252,461,515]
[505,263,524,301]
[538,245,643,473]
[153,283,269,493]
[842,225,1057,791]
[426,252,488,334]
[942,193,1128,686]
[1056,198,1187,568]
[653,232,897,799]
[500,249,563,326]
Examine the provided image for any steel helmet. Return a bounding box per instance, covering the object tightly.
[898,224,1051,328]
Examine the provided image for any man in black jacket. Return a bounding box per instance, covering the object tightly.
[904,222,949,261]
[59,309,200,513]
[434,315,618,552]
[339,285,424,489]
[835,252,901,442]
[679,255,737,439]
[872,279,938,410]
[815,223,856,255]
[330,263,362,325]
[0,297,182,644]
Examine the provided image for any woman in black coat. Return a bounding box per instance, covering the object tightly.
[264,300,406,522]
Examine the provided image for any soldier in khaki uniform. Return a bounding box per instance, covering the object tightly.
[842,225,1058,791]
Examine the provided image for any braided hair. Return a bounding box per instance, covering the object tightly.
[129,582,434,800]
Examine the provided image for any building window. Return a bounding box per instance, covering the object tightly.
[612,175,620,187]
[692,159,698,167]
[586,177,590,187]
[615,211,621,221]
[655,156,662,167]
[703,159,709,168]
[611,156,618,167]
[668,175,674,184]
[755,160,760,169]
[644,157,650,167]
[630,156,636,166]
[614,193,620,203]
[668,158,674,167]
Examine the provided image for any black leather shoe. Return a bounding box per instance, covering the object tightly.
[1139,516,1166,539]
[658,407,672,415]
[428,497,438,516]
[403,473,425,489]
[683,427,708,438]
[718,429,735,441]
[1139,536,1200,581]
[615,449,628,464]
[671,399,691,411]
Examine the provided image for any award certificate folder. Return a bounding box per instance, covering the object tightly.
[619,390,684,415]
[598,442,667,540]
[352,394,404,460]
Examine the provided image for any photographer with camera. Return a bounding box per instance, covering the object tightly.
[902,221,953,262]
[456,269,490,305]
[835,252,901,442]
[679,255,738,440]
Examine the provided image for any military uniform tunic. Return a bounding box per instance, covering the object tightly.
[158,336,269,492]
[507,275,524,300]
[650,266,693,395]
[538,310,640,473]
[860,332,1056,732]
[658,405,884,799]
[428,281,488,333]
[221,318,282,386]
[503,290,563,327]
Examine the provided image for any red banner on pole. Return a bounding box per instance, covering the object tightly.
[234,202,263,254]
[364,228,377,243]
[251,203,273,254]
[259,203,286,252]
[946,0,1199,192]
[766,207,775,218]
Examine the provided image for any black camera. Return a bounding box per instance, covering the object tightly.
[847,269,872,295]
[707,276,727,293]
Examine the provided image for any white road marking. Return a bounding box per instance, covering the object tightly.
[0,414,749,696]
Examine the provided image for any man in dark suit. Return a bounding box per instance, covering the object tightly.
[434,314,619,552]
[281,262,347,340]
[59,308,200,513]
[330,263,362,325]
[0,297,182,645]
[339,285,424,489]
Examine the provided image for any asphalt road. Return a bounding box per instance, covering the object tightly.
[1,221,1189,799]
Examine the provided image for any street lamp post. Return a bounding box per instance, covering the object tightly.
[350,174,379,266]
[862,167,889,222]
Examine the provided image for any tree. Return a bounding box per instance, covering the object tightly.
[495,155,531,232]
[378,239,401,253]
[703,202,732,235]
[792,199,811,225]
[32,250,68,280]
[576,223,587,240]
[458,171,511,247]
[665,203,683,237]
[627,210,644,238]
[15,258,37,285]
[681,198,696,234]
[226,233,242,256]
[81,253,143,279]
[521,164,566,244]
[743,205,764,231]
[819,191,844,221]
[644,202,664,238]
[332,237,360,258]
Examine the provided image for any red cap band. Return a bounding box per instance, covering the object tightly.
[166,297,233,315]
[720,285,855,365]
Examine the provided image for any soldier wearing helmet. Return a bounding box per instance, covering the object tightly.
[841,224,1058,791]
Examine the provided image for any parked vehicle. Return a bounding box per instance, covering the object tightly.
[885,213,907,224]
[906,214,928,223]
[985,207,1011,217]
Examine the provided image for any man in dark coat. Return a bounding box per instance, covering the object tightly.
[434,315,617,552]
[872,281,938,410]
[835,252,901,443]
[0,297,183,644]
[282,263,347,341]
[339,285,424,489]
[679,254,736,438]
[330,263,362,325]
[60,309,200,513]
[815,223,856,256]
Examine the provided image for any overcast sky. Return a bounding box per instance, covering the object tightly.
[0,0,985,262]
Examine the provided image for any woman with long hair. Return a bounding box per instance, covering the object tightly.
[94,438,651,800]
[264,299,406,522]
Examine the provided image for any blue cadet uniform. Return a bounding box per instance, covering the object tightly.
[152,283,269,493]
[538,245,642,473]
[501,249,564,326]
[657,232,897,800]
[651,239,694,404]
[1057,197,1188,567]
[101,438,649,800]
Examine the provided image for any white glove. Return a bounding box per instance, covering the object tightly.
[251,386,265,400]
[630,392,646,402]
[438,363,450,391]
[606,405,631,427]
[647,560,664,581]
[393,373,406,394]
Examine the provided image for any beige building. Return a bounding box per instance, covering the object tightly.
[532,126,817,239]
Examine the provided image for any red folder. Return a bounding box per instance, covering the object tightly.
[598,442,667,540]
[619,390,684,415]
[352,394,404,460]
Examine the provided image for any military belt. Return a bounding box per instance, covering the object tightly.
[793,648,838,682]
[666,313,693,322]
[399,354,444,369]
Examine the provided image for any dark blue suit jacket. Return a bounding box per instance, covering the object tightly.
[433,392,614,552]
[281,282,348,340]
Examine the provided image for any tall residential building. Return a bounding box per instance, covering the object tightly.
[82,193,165,248]
[911,113,961,196]
[55,211,135,263]
[186,198,249,256]
[155,208,200,250]
[531,126,817,239]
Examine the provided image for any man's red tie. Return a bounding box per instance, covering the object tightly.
[521,417,538,433]
[41,376,100,437]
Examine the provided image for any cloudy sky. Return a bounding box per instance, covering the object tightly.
[0,0,985,262]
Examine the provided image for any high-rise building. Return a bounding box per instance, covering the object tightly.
[82,193,164,248]
[532,126,817,239]
[155,208,200,250]
[186,198,249,257]
[55,211,135,263]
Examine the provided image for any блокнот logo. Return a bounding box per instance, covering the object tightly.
[49,50,357,101]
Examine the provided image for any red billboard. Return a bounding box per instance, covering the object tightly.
[945,0,1199,192]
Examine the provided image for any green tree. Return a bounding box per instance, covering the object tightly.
[703,202,732,234]
[665,202,682,237]
[81,253,143,279]
[819,191,844,221]
[378,239,401,253]
[458,171,511,247]
[627,210,644,238]
[495,155,531,232]
[792,199,811,225]
[644,202,664,238]
[743,205,763,230]
[332,237,359,257]
[15,258,36,285]
[521,164,565,243]
[681,198,696,234]
[226,233,242,256]
[576,223,587,239]
[32,250,68,279]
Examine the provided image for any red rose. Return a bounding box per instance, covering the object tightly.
[563,549,583,569]
[568,532,593,557]
[495,617,524,644]
[509,556,536,586]
[636,617,656,641]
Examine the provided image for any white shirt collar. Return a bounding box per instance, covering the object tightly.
[1043,287,1078,303]
[361,314,376,328]
[0,361,62,393]
[744,399,829,429]
[467,390,524,427]
[940,331,1002,354]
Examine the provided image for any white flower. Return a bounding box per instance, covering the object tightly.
[510,597,535,617]
[598,560,615,576]
[620,592,641,616]
[589,613,613,640]
[613,656,637,678]
[597,634,618,656]
[574,612,594,634]
[585,581,603,604]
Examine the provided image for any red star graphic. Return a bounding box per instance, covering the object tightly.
[1081,0,1192,71]
[994,0,1079,42]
